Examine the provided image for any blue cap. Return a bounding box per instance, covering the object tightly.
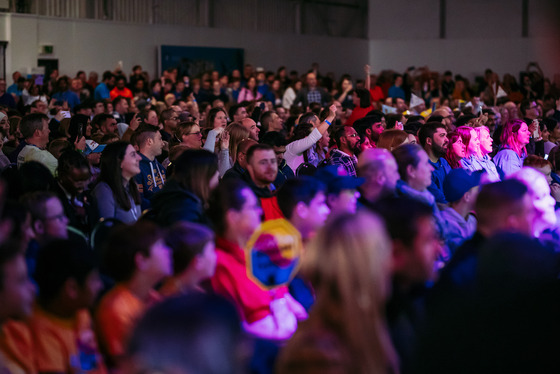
[443,169,483,203]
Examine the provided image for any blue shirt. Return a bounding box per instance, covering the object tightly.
[428,157,451,204]
[52,90,80,110]
[388,85,405,100]
[94,82,110,101]
[493,147,526,180]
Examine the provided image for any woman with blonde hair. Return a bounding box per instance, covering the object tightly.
[277,211,399,374]
[225,122,250,165]
[377,129,409,151]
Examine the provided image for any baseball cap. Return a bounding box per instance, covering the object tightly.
[314,165,364,194]
[443,169,483,203]
[84,140,106,156]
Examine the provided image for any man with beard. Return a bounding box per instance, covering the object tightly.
[353,115,385,147]
[245,143,283,221]
[418,122,451,204]
[328,125,360,177]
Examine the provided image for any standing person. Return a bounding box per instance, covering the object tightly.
[345,88,374,126]
[494,119,531,179]
[293,73,331,108]
[91,141,142,224]
[276,211,399,374]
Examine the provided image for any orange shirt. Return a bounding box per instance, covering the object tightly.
[95,284,160,360]
[0,320,35,374]
[28,307,106,374]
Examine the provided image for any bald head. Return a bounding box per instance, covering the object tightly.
[241,118,260,141]
[358,148,400,203]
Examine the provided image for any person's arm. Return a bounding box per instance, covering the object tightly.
[242,295,302,341]
[336,83,353,105]
[286,104,336,156]
[217,131,231,177]
[92,183,116,221]
[203,128,218,152]
[365,64,371,90]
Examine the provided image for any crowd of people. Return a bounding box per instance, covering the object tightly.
[1,59,560,374]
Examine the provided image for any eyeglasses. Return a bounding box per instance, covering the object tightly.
[186,131,202,136]
[346,133,358,138]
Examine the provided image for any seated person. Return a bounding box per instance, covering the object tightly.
[159,222,216,297]
[208,179,307,341]
[95,221,171,367]
[0,241,36,374]
[30,239,106,374]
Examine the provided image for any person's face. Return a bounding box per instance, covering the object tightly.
[248,149,278,186]
[247,77,256,90]
[147,110,159,127]
[467,129,480,155]
[431,128,449,156]
[395,98,406,112]
[530,175,557,229]
[306,73,317,88]
[0,255,35,320]
[33,101,48,114]
[407,134,417,145]
[182,124,203,149]
[479,129,493,155]
[407,216,440,283]
[360,137,373,152]
[535,164,553,185]
[145,239,173,282]
[268,113,283,132]
[384,157,401,190]
[305,192,330,231]
[235,188,263,238]
[102,118,117,134]
[370,122,384,142]
[117,99,129,114]
[328,189,360,215]
[213,110,228,129]
[273,145,286,163]
[409,150,434,190]
[0,80,5,94]
[451,137,466,158]
[34,119,49,147]
[551,124,560,141]
[76,270,103,308]
[197,242,217,279]
[61,166,91,196]
[342,127,360,152]
[515,123,531,146]
[341,79,351,91]
[151,131,164,156]
[318,130,330,148]
[41,198,69,239]
[395,76,403,86]
[242,119,260,141]
[525,101,539,120]
[234,107,248,122]
[276,107,288,122]
[121,144,142,179]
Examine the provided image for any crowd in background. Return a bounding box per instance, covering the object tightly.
[1,59,560,374]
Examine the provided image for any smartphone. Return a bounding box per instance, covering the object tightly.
[61,111,71,119]
[544,154,549,160]
[78,124,83,138]
[532,119,540,138]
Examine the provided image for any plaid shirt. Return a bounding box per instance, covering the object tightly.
[328,149,358,177]
[307,89,322,104]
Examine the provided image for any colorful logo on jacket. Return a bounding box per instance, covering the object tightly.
[246,218,302,290]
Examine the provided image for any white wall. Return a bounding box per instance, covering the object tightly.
[367,0,560,80]
[0,13,370,80]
